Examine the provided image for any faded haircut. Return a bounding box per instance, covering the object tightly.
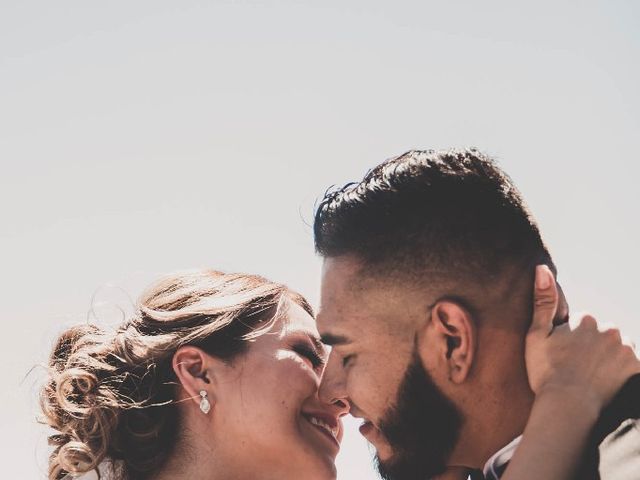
[314,148,555,292]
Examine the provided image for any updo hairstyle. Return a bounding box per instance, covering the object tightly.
[40,269,312,480]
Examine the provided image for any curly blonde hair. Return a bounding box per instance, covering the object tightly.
[40,269,312,480]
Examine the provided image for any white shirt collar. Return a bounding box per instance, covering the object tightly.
[482,435,522,479]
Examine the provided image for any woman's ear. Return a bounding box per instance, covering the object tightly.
[172,346,217,408]
[417,300,476,384]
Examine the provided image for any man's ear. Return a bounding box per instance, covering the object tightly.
[554,281,570,326]
[418,300,476,384]
[172,346,218,408]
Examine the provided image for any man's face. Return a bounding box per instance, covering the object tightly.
[317,257,463,479]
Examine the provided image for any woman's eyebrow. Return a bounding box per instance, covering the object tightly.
[290,331,329,357]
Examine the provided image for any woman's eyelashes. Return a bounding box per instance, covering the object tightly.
[293,343,326,370]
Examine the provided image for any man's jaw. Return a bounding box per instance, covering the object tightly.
[350,411,396,462]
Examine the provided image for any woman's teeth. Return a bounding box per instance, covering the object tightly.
[309,416,338,440]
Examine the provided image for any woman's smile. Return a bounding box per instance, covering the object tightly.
[301,411,341,451]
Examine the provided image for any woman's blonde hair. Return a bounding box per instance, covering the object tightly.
[40,269,312,480]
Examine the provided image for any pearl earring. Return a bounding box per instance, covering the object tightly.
[199,390,211,414]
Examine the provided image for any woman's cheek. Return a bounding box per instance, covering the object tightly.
[277,350,320,376]
[282,357,321,394]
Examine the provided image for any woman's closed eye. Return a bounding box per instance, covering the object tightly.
[293,344,326,370]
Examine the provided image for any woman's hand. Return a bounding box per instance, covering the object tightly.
[525,265,640,411]
[495,265,640,480]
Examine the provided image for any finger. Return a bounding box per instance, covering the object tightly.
[621,335,637,354]
[530,264,559,337]
[570,312,598,330]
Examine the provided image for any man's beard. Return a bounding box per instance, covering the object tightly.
[375,347,463,480]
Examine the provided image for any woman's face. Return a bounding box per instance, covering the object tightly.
[211,301,348,479]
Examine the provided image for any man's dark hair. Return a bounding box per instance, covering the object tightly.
[314,148,555,285]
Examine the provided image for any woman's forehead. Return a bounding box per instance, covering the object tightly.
[280,302,320,337]
[250,304,327,357]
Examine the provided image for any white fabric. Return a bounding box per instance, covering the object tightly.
[482,435,522,479]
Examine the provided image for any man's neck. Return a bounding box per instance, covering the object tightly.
[448,375,535,469]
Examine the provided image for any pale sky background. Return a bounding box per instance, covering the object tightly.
[1,1,638,478]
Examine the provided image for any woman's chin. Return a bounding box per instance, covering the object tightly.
[309,456,338,480]
[293,421,340,479]
[306,441,340,479]
[287,452,337,480]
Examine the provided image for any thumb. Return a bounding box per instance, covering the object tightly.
[530,265,559,337]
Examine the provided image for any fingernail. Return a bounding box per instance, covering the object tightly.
[536,265,551,290]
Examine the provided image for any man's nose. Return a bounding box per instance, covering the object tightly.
[319,355,349,411]
[330,397,350,418]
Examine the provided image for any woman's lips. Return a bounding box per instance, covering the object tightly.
[303,415,340,451]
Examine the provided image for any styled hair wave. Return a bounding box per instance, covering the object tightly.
[40,269,312,480]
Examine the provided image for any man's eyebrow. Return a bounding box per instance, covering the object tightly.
[319,333,351,346]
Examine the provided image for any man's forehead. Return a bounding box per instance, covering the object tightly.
[320,256,425,309]
[315,290,360,343]
[321,255,431,297]
[318,259,421,344]
[318,257,363,322]
[315,306,344,335]
[319,256,398,311]
[320,255,365,291]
